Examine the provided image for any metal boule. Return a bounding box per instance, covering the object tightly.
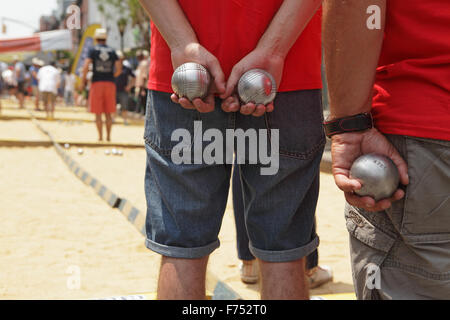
[237,69,277,105]
[350,153,400,201]
[171,62,211,101]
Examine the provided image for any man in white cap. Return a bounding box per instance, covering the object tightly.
[81,28,122,141]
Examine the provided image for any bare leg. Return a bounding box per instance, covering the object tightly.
[259,257,309,300]
[95,114,103,141]
[104,113,113,142]
[157,256,209,300]
[17,92,24,109]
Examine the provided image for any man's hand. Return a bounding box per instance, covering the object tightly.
[331,128,409,212]
[170,42,226,113]
[220,48,284,117]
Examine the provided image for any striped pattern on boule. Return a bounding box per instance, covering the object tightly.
[171,63,211,101]
[238,69,277,105]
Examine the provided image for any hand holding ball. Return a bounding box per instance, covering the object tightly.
[171,63,211,101]
[350,154,400,201]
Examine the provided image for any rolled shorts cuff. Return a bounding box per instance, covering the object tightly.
[145,238,220,259]
[249,235,320,263]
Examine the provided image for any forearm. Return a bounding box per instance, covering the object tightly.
[257,0,323,58]
[138,0,198,51]
[323,0,386,119]
[81,59,90,82]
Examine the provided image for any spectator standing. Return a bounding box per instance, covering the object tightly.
[37,61,61,120]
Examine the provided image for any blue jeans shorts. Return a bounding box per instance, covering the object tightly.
[144,89,325,262]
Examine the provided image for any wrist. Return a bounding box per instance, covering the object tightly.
[324,112,374,138]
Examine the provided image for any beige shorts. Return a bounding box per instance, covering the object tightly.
[346,135,450,299]
[41,91,56,105]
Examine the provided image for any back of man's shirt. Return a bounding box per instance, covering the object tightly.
[88,44,118,83]
[373,0,450,141]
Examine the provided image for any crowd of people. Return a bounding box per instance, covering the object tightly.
[0,47,150,125]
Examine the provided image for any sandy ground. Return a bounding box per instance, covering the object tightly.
[0,100,354,300]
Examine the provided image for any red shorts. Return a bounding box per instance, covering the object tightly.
[89,81,117,114]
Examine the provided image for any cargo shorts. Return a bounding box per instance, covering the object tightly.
[143,89,325,262]
[346,135,450,299]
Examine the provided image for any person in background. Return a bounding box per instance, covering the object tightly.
[232,165,333,288]
[115,50,135,125]
[134,49,150,116]
[81,28,122,142]
[13,55,26,109]
[64,69,76,107]
[29,58,41,111]
[37,61,61,120]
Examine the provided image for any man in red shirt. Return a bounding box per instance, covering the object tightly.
[139,0,323,299]
[323,0,450,299]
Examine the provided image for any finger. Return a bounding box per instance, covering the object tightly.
[240,103,256,115]
[221,96,240,113]
[222,65,243,99]
[334,173,362,193]
[207,58,226,95]
[193,96,215,113]
[252,104,266,117]
[178,97,196,110]
[389,151,409,186]
[171,94,180,104]
[266,102,274,113]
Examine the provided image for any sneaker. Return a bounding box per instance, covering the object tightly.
[239,260,259,284]
[307,265,333,289]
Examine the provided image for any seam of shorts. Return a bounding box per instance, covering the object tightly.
[248,235,320,263]
[144,137,172,156]
[145,238,220,259]
[382,258,450,280]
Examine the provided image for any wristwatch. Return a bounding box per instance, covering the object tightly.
[323,112,373,138]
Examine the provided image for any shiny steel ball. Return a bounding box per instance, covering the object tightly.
[171,62,211,101]
[77,148,84,155]
[350,154,400,201]
[64,143,70,149]
[238,69,277,105]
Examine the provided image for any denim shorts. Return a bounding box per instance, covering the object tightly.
[143,89,325,262]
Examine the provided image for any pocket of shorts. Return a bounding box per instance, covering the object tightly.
[345,204,396,253]
[144,90,200,155]
[265,90,326,159]
[401,137,450,237]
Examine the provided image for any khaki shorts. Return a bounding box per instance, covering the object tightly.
[346,135,450,299]
[41,91,56,105]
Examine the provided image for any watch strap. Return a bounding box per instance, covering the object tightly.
[323,112,373,138]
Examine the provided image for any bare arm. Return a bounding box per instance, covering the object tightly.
[323,0,409,211]
[114,60,122,78]
[258,0,323,60]
[81,58,92,87]
[323,0,385,119]
[138,0,226,113]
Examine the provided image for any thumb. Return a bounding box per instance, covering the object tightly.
[221,65,243,99]
[206,58,225,95]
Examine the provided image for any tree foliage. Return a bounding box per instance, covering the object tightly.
[95,0,150,49]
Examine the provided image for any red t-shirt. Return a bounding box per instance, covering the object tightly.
[372,0,450,141]
[148,0,322,93]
